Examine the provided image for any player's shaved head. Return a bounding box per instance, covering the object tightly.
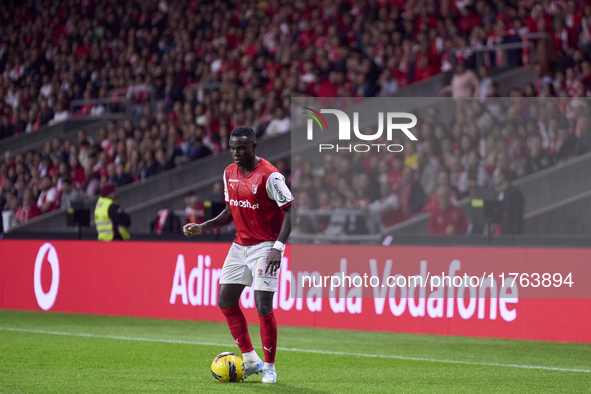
[230,126,256,143]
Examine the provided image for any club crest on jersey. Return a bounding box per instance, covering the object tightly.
[252,184,258,194]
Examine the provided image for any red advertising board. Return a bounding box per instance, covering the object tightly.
[0,240,589,343]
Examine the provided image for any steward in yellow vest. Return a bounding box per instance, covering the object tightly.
[95,183,131,241]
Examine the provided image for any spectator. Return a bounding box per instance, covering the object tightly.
[186,138,212,161]
[495,152,518,182]
[323,194,349,237]
[208,183,225,203]
[428,186,468,235]
[523,136,553,175]
[186,195,204,224]
[141,150,158,180]
[459,150,489,198]
[368,182,401,231]
[183,192,196,215]
[110,163,133,188]
[0,116,14,139]
[15,187,41,224]
[37,176,57,213]
[77,129,94,146]
[48,103,69,126]
[152,209,181,235]
[378,69,399,97]
[58,178,82,210]
[38,100,54,126]
[1,190,18,232]
[441,60,481,97]
[554,128,577,163]
[82,167,100,198]
[154,148,175,174]
[274,159,291,183]
[403,142,418,169]
[69,156,86,188]
[478,66,494,101]
[492,168,525,235]
[570,117,591,157]
[396,167,425,216]
[418,152,438,198]
[423,170,459,213]
[381,156,404,190]
[166,135,184,168]
[264,107,291,139]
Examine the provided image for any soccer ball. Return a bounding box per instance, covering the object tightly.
[211,352,245,383]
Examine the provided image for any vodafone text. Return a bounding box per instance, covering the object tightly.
[169,256,518,322]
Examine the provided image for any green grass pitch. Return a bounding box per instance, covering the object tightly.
[0,310,590,393]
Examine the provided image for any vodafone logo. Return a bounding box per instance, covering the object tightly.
[34,243,60,311]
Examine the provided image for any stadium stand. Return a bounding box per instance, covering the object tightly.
[3,0,591,237]
[289,94,591,240]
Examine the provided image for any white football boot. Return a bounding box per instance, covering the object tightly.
[242,359,263,380]
[261,368,277,383]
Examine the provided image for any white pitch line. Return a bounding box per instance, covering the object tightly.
[1,327,589,374]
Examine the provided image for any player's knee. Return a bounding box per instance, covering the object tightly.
[217,294,234,310]
[255,293,274,315]
[256,303,273,316]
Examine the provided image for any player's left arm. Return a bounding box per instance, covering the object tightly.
[265,204,296,275]
[265,172,295,275]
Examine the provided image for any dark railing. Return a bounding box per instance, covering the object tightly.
[69,87,155,117]
[452,37,537,73]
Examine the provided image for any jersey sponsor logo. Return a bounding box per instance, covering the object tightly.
[229,199,259,210]
[273,183,287,203]
[228,179,239,190]
[252,184,258,194]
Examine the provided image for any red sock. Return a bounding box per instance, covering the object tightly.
[221,304,254,354]
[259,311,277,363]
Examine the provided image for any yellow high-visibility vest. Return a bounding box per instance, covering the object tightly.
[94,196,130,241]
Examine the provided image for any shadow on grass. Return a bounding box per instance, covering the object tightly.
[239,380,333,393]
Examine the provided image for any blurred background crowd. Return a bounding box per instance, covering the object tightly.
[290,96,591,236]
[2,0,591,233]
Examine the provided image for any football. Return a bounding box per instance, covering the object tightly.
[210,352,245,383]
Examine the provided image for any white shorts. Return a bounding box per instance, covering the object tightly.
[219,241,281,292]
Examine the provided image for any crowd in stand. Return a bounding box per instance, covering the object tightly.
[5,0,591,140]
[290,93,591,237]
[0,114,234,231]
[4,0,591,233]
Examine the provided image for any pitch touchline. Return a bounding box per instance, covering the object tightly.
[1,327,589,374]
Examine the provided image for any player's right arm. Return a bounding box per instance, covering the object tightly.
[184,169,234,238]
[183,205,233,237]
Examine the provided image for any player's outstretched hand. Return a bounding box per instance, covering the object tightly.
[183,223,204,237]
